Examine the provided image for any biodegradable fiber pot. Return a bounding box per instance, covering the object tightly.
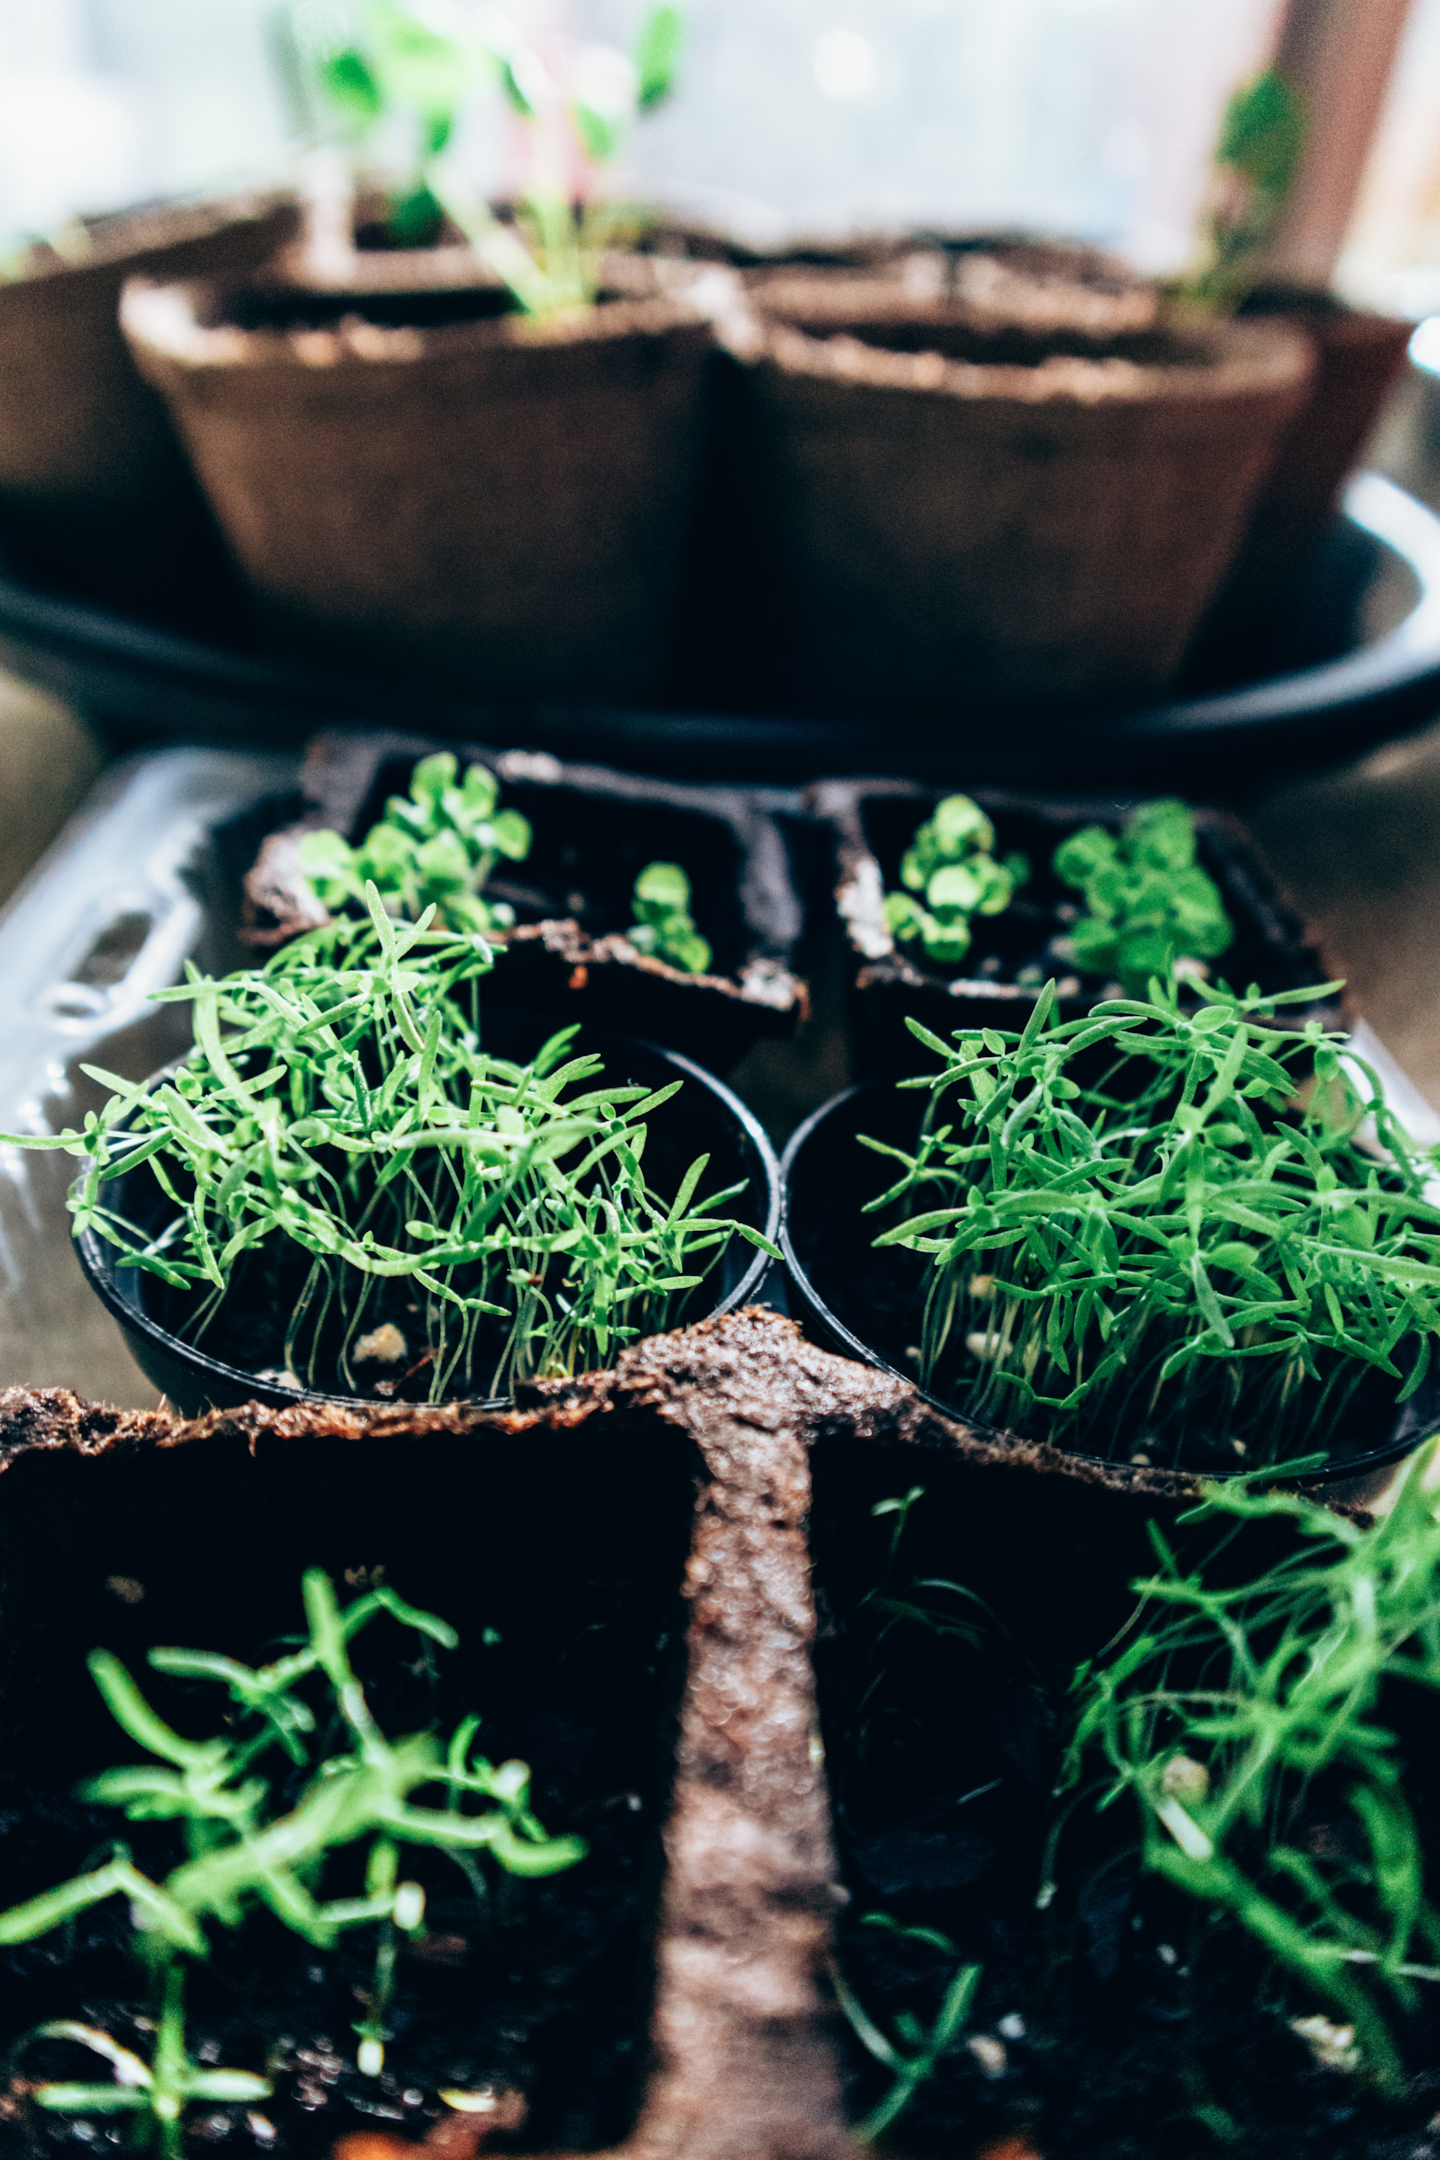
[1209,290,1414,629]
[0,194,297,621]
[722,274,1313,707]
[120,264,713,703]
[72,1014,782,1417]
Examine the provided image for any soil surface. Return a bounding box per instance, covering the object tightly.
[0,1406,700,2155]
[809,1462,1440,2160]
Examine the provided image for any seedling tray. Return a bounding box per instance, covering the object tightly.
[6,1308,1423,2158]
[242,728,810,1070]
[812,776,1335,1076]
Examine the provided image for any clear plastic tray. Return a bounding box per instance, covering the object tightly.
[0,747,298,1403]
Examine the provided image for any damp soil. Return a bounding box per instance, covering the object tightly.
[0,1408,699,2154]
[808,1462,1440,2160]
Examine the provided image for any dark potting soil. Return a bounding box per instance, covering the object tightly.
[808,1469,1440,2160]
[0,1410,699,2154]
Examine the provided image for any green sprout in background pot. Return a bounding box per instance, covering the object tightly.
[7,888,774,1400]
[0,1569,582,2154]
[1053,798,1234,998]
[442,3,681,316]
[1064,1435,1440,2089]
[627,860,711,975]
[865,975,1440,1472]
[303,0,493,247]
[298,751,531,938]
[883,796,1029,968]
[1178,63,1308,313]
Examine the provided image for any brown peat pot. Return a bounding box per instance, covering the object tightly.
[1207,289,1414,633]
[240,727,811,1071]
[4,1310,1411,2157]
[810,778,1333,1077]
[0,1312,852,2160]
[716,274,1312,708]
[120,262,713,703]
[0,193,297,621]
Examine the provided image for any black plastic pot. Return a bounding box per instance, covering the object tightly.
[811,778,1333,1077]
[781,1077,1440,1496]
[75,1013,781,1417]
[243,727,810,1069]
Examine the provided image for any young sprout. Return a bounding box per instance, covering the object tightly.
[0,1570,584,2153]
[298,750,532,938]
[1053,799,1233,998]
[306,0,493,246]
[863,975,1440,1469]
[828,1915,983,2141]
[626,860,711,975]
[429,4,684,316]
[882,796,1028,969]
[1177,65,1308,314]
[1063,1434,1440,2089]
[6,885,775,1400]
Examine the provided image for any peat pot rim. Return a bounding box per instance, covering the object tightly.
[120,266,712,392]
[74,1021,781,1416]
[0,190,295,299]
[741,287,1313,410]
[780,1078,1440,1494]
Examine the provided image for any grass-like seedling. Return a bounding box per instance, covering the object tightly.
[0,1569,583,2154]
[1053,799,1233,998]
[1062,1437,1440,2088]
[298,751,531,939]
[863,975,1440,1470]
[9,887,773,1400]
[883,795,1029,968]
[829,1916,982,2141]
[626,860,711,975]
[1178,65,1308,314]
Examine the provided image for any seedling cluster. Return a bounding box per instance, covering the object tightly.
[864,975,1440,1469]
[627,859,712,975]
[1,1569,582,2154]
[10,886,771,1400]
[1179,64,1309,315]
[883,795,1029,967]
[1054,799,1234,998]
[304,0,685,315]
[299,751,531,938]
[1066,1437,1440,2087]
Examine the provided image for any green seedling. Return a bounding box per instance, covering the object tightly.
[883,794,1028,968]
[862,974,1440,1468]
[305,0,492,246]
[828,1916,983,2140]
[7,885,774,1400]
[299,751,532,939]
[1178,65,1308,314]
[300,0,684,313]
[1053,799,1233,998]
[0,1569,583,2153]
[627,860,711,975]
[1064,1435,1440,2089]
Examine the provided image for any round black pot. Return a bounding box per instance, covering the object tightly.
[76,1012,780,1416]
[781,1076,1440,1494]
